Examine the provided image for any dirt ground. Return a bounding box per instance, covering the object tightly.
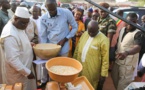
[103,73,116,90]
[103,73,142,90]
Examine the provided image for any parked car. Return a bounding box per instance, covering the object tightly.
[24,0,43,8]
[60,3,73,9]
[113,7,145,24]
[11,0,43,8]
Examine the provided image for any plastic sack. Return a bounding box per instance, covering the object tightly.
[141,54,145,67]
[138,54,145,69]
[138,54,145,76]
[66,82,82,90]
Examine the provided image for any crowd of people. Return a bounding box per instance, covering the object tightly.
[0,0,145,90]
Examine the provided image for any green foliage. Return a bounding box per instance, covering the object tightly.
[60,0,71,3]
[138,0,145,6]
[129,0,145,6]
[129,0,137,1]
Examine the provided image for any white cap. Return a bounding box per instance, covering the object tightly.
[15,7,30,19]
[36,4,41,8]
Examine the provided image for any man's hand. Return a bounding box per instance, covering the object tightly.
[116,51,128,60]
[76,31,84,37]
[57,38,68,47]
[97,76,106,90]
[27,71,35,79]
[31,42,36,47]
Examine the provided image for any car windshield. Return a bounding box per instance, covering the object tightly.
[113,8,145,24]
[123,11,137,18]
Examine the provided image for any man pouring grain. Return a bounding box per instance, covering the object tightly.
[38,0,78,88]
[40,0,77,56]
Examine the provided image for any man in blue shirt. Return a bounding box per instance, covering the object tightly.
[40,0,77,56]
[38,0,77,88]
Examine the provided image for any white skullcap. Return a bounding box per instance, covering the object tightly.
[36,4,41,8]
[15,7,30,19]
